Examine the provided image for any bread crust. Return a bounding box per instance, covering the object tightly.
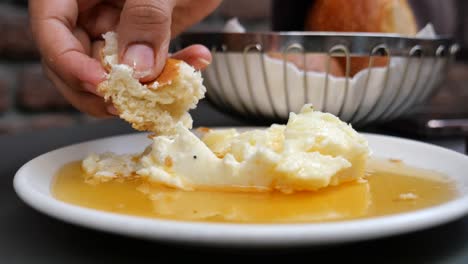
[304,0,417,76]
[305,0,417,34]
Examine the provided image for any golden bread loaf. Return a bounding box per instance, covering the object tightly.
[305,0,418,76]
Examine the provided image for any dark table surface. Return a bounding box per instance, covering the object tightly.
[1,101,467,263]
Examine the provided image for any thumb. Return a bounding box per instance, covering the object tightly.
[117,0,175,82]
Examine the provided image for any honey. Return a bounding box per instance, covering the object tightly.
[52,158,457,223]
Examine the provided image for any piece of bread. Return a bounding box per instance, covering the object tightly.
[98,32,206,135]
[305,0,418,76]
[267,52,345,77]
[305,0,417,35]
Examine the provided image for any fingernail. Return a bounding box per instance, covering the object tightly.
[83,83,101,96]
[123,43,154,78]
[107,105,119,115]
[197,58,211,66]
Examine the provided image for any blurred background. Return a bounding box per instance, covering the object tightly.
[0,0,467,136]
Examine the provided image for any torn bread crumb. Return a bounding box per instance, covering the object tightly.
[98,31,206,135]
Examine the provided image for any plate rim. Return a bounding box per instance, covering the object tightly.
[12,129,468,246]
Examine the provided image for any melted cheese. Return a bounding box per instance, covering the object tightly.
[82,104,370,192]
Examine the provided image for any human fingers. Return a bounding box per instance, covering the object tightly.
[117,0,175,82]
[42,61,115,117]
[170,44,212,70]
[29,0,107,88]
[78,2,121,39]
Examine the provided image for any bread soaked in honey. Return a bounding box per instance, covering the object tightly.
[52,158,457,223]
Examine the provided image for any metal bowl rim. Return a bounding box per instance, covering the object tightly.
[180,31,454,42]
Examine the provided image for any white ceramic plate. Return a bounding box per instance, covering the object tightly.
[13,129,468,247]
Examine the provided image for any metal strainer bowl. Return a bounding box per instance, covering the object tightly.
[178,32,458,126]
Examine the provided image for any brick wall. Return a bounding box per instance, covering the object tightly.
[0,1,96,134]
[0,0,271,135]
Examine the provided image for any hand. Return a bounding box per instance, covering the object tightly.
[29,0,221,117]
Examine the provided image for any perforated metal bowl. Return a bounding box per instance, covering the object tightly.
[178,31,458,126]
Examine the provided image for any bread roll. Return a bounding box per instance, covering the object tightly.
[305,0,417,35]
[267,52,344,77]
[305,0,418,76]
[98,32,206,135]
